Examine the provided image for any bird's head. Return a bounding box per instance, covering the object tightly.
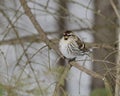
[63,31,73,40]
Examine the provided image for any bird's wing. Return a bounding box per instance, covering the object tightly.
[75,37,88,52]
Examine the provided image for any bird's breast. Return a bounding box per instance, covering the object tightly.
[59,38,76,59]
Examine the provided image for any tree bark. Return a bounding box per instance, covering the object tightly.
[114,0,120,95]
[92,0,118,94]
[56,0,68,96]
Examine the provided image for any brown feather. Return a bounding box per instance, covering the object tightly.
[75,37,88,52]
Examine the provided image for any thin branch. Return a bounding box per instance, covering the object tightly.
[53,61,113,96]
[0,4,44,96]
[70,61,103,79]
[85,42,116,50]
[53,64,71,96]
[109,0,120,20]
[70,61,113,96]
[0,35,116,50]
[0,34,41,45]
[20,0,62,57]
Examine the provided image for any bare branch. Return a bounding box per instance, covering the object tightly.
[53,61,113,96]
[20,0,62,57]
[53,64,71,96]
[70,61,103,79]
[109,0,120,20]
[70,62,112,96]
[0,35,116,51]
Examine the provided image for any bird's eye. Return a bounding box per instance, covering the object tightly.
[63,31,73,36]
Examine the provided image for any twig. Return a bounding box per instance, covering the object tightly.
[20,0,62,57]
[53,60,113,96]
[53,63,71,96]
[109,0,120,20]
[70,61,113,96]
[1,3,45,96]
[0,35,116,50]
[70,61,103,79]
[85,42,116,50]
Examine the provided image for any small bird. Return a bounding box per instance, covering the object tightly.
[59,31,88,59]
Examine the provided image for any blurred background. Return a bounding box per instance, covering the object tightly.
[0,0,119,96]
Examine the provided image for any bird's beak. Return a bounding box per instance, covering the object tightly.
[64,36,68,40]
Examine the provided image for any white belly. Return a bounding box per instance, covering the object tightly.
[59,38,76,59]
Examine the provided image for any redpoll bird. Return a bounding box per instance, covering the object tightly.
[59,31,88,59]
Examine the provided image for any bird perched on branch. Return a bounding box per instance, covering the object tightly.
[59,31,89,60]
